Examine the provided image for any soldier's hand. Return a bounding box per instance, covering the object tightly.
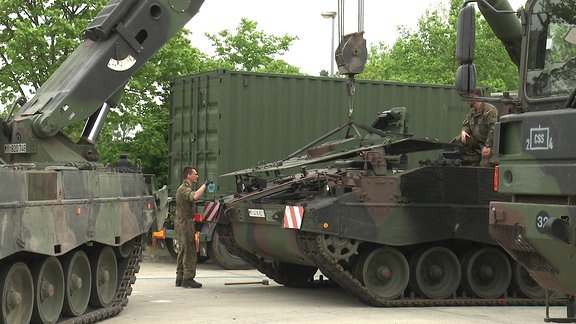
[460,130,470,144]
[482,146,491,158]
[204,179,213,186]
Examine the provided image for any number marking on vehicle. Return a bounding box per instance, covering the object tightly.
[248,209,265,218]
[525,126,553,151]
[4,143,27,153]
[536,210,549,233]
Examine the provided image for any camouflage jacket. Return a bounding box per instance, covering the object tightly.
[461,102,499,148]
[175,180,196,219]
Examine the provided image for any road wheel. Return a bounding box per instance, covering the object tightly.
[1,262,34,324]
[209,230,252,270]
[61,250,91,317]
[31,257,64,324]
[461,247,511,299]
[89,246,118,307]
[356,247,409,300]
[512,262,546,299]
[410,247,461,299]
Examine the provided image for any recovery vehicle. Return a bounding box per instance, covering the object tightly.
[454,0,576,321]
[209,1,551,306]
[0,0,204,322]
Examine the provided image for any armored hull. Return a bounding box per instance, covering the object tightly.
[215,113,551,306]
[488,109,576,296]
[0,165,165,323]
[0,0,201,321]
[220,164,550,305]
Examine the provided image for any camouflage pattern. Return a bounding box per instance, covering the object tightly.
[0,165,168,322]
[0,167,162,259]
[166,69,469,270]
[490,109,576,294]
[460,102,499,167]
[175,181,198,280]
[0,0,203,322]
[215,107,548,306]
[462,0,576,320]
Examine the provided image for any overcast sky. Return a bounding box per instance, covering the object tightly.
[185,0,526,75]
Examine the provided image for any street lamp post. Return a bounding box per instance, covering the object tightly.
[321,11,337,76]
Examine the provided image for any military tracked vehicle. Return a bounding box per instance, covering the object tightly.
[157,69,470,269]
[209,1,551,307]
[212,104,552,306]
[454,0,576,321]
[0,0,204,323]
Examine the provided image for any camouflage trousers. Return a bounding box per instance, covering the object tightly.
[175,217,197,280]
[458,145,499,167]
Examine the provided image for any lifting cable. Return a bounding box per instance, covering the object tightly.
[337,0,365,122]
[337,0,365,39]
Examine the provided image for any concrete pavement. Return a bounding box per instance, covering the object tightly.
[100,250,567,324]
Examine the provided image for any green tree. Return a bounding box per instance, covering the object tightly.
[98,19,302,184]
[206,18,301,73]
[0,0,107,107]
[361,0,519,92]
[96,30,213,185]
[0,0,213,185]
[0,4,302,185]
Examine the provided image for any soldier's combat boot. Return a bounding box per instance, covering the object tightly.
[182,279,202,288]
[175,278,182,287]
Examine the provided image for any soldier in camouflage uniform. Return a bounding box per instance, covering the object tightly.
[459,88,499,167]
[175,166,210,288]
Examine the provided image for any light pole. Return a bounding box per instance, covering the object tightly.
[321,11,337,76]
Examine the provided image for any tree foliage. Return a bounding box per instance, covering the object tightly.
[0,0,525,186]
[0,3,301,185]
[206,18,301,73]
[96,29,213,185]
[0,0,107,106]
[361,0,519,92]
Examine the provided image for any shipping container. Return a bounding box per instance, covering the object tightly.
[168,69,469,201]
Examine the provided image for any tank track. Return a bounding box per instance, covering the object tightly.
[59,235,142,324]
[218,224,562,307]
[297,231,557,307]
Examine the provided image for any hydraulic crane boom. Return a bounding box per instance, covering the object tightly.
[0,1,205,322]
[3,0,204,163]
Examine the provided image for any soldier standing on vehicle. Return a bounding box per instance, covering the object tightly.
[459,88,499,167]
[175,166,210,288]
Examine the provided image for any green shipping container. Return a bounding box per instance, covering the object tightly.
[168,69,469,200]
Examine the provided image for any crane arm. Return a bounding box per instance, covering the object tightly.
[9,0,204,143]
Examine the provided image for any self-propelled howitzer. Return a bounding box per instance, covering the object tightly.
[0,0,204,323]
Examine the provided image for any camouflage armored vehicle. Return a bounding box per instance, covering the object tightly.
[0,0,203,323]
[454,0,576,321]
[207,3,551,308]
[212,103,551,306]
[156,69,471,269]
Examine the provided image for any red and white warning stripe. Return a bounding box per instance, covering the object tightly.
[203,201,220,222]
[283,206,304,229]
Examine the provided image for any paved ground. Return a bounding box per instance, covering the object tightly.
[101,244,569,324]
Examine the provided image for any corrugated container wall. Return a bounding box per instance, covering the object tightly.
[169,69,468,200]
